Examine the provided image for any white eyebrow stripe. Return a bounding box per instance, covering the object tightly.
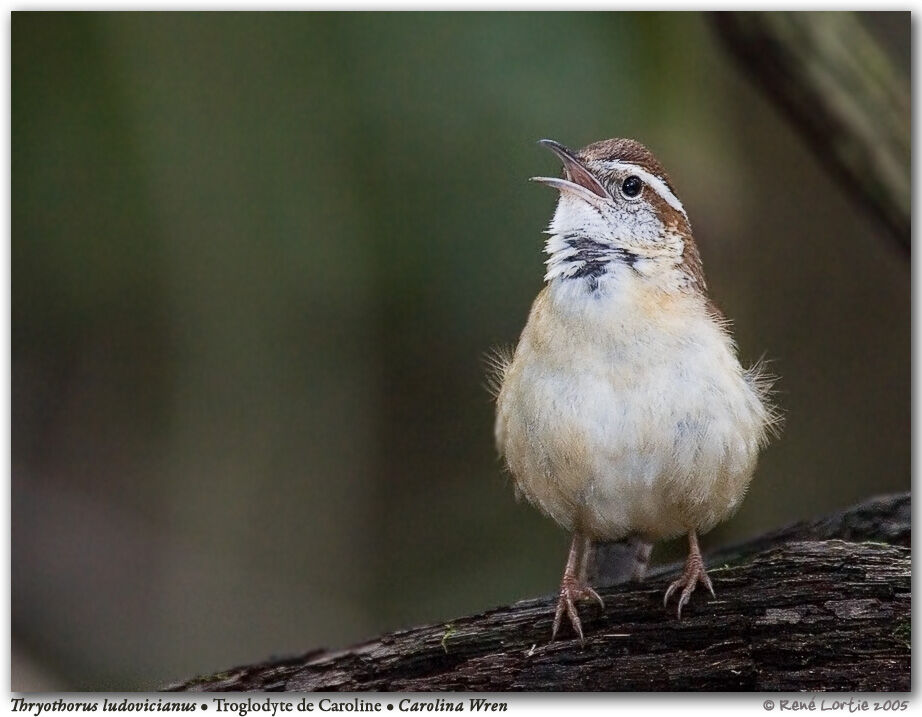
[600,160,687,218]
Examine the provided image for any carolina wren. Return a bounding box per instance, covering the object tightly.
[493,138,778,641]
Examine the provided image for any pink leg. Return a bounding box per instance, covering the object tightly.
[551,533,605,643]
[664,530,715,619]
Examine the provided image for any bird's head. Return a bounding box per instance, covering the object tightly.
[532,138,704,292]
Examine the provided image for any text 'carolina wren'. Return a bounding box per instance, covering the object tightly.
[492,138,780,642]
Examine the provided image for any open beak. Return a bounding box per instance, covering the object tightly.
[530,139,611,203]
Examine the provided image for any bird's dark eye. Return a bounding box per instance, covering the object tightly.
[621,175,643,198]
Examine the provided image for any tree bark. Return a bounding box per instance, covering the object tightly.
[711,12,910,256]
[168,493,910,692]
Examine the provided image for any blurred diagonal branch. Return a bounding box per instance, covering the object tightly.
[168,492,910,692]
[712,12,910,255]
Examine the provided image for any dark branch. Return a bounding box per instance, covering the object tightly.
[644,490,908,583]
[167,492,910,692]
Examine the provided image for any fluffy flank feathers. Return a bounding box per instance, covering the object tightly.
[745,356,784,442]
[483,344,515,400]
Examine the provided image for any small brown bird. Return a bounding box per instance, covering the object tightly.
[492,138,778,641]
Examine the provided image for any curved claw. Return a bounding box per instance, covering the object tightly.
[550,580,604,644]
[702,571,716,599]
[676,580,695,620]
[664,533,715,619]
[663,580,680,607]
[585,585,606,610]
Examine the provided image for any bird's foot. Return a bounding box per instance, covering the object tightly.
[663,547,715,619]
[551,575,605,643]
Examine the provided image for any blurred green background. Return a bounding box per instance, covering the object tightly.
[12,12,909,690]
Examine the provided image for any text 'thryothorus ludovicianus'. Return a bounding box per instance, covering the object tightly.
[492,138,779,642]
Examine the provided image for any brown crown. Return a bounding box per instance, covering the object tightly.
[576,138,676,194]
